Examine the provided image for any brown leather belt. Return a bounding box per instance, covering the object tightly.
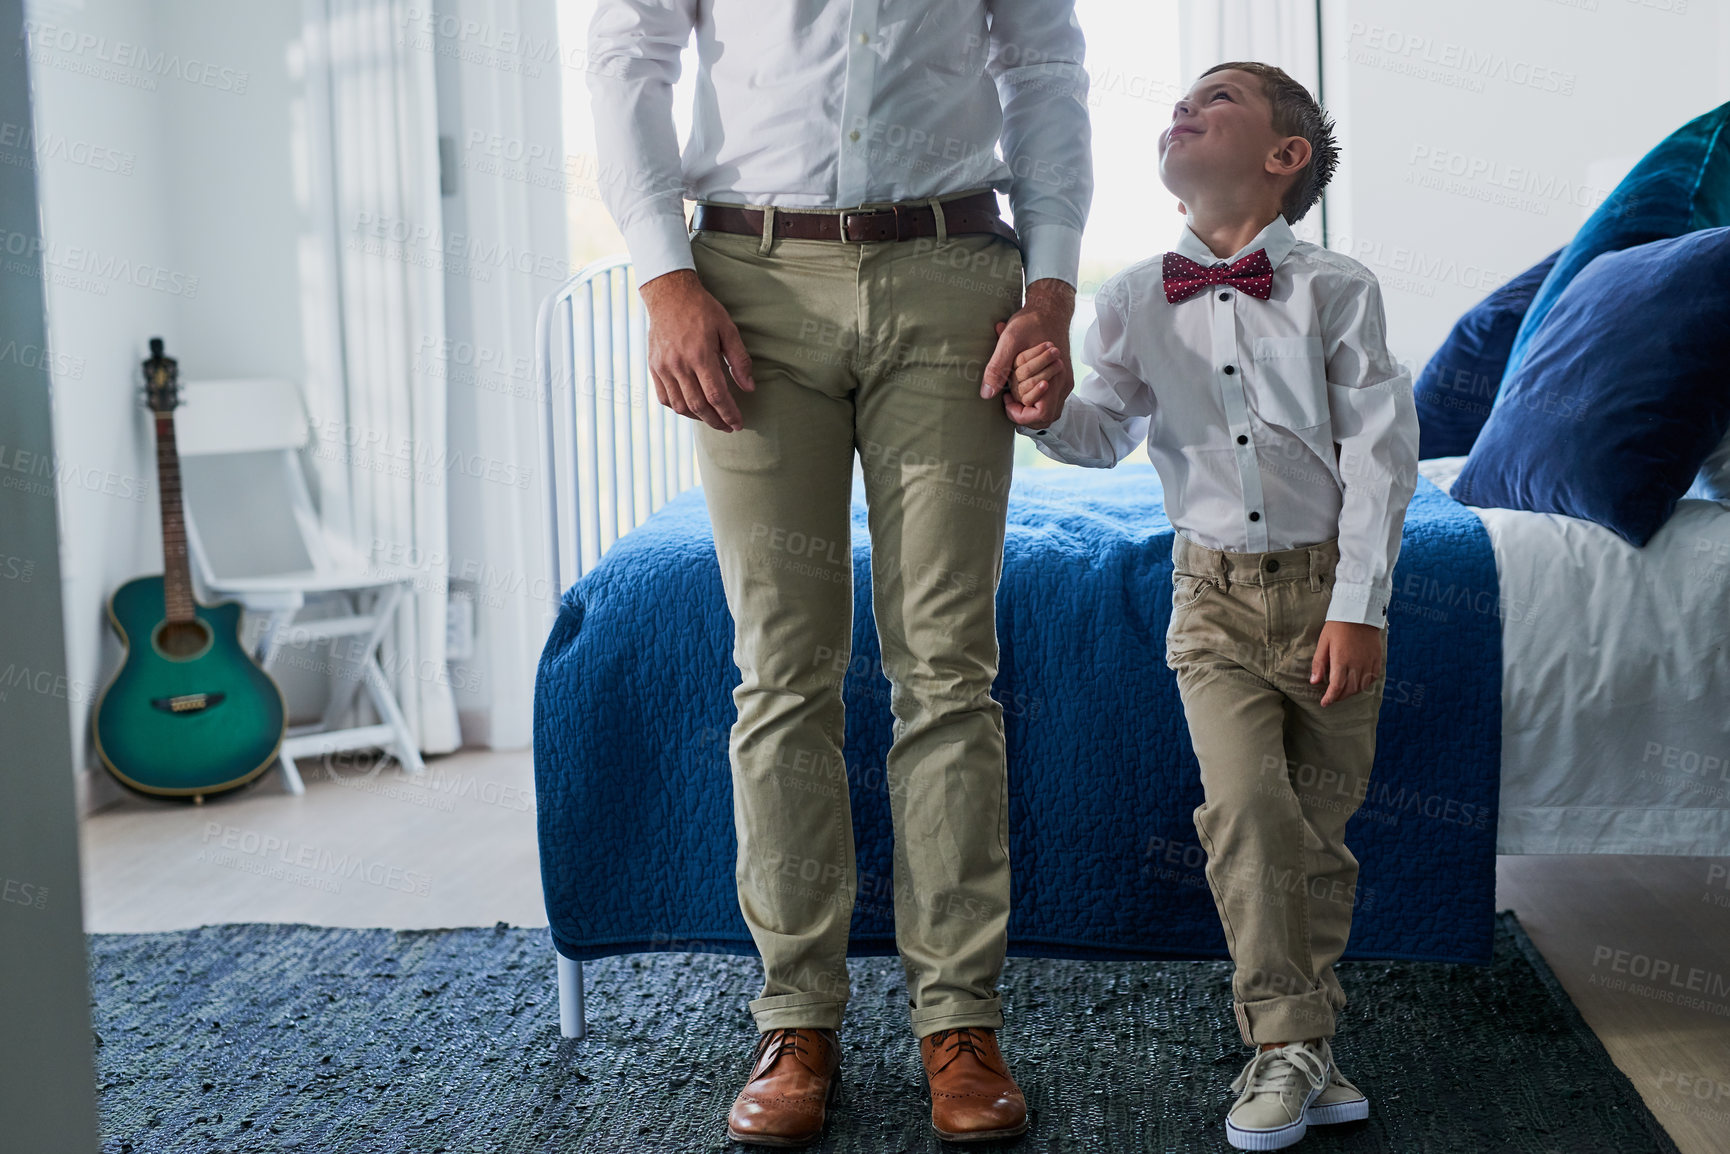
[690,191,1017,245]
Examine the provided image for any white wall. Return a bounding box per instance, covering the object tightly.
[26,0,308,807]
[1320,0,1730,376]
[153,0,307,381]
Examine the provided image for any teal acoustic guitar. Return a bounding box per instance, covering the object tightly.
[92,339,287,801]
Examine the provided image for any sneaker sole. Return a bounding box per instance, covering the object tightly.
[1225,1085,1322,1150]
[1225,1116,1308,1151]
[1306,1097,1370,1126]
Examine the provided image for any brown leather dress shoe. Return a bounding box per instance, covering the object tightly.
[919,1027,1028,1141]
[726,1027,841,1147]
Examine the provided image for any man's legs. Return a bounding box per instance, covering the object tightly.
[691,229,862,1032]
[853,231,1023,1037]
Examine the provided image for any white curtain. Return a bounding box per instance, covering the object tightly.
[1178,0,1327,244]
[1179,0,1321,94]
[432,0,568,750]
[300,0,460,755]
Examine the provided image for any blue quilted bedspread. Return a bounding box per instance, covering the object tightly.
[535,466,1502,966]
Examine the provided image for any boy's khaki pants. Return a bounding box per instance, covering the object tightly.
[1166,534,1386,1047]
[689,213,1024,1037]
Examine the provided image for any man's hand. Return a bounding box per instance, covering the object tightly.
[984,277,1075,429]
[639,269,755,432]
[1310,620,1385,707]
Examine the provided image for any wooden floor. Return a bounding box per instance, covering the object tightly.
[81,750,1729,1154]
[1496,855,1730,1154]
[80,749,547,932]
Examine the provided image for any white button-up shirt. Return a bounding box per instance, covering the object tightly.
[1022,214,1419,627]
[587,0,1093,287]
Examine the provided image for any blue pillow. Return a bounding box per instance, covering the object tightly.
[1499,101,1730,394]
[1452,227,1730,546]
[1413,249,1560,458]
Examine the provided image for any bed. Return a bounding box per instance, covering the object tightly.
[531,253,1730,1039]
[534,466,1504,1004]
[1418,456,1730,855]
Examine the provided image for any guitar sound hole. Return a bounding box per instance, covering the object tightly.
[153,619,212,660]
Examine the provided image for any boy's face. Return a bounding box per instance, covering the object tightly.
[1158,69,1306,210]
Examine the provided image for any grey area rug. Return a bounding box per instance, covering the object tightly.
[89,913,1678,1153]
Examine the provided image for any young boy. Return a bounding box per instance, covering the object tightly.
[1007,63,1418,1150]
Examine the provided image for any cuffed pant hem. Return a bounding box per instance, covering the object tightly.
[750,992,846,1033]
[909,996,1004,1039]
[1234,990,1337,1047]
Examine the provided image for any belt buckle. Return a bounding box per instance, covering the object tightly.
[840,206,908,243]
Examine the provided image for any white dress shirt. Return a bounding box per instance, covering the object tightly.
[586,0,1093,287]
[1023,214,1419,627]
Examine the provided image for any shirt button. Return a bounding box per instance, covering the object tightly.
[1236,434,1248,445]
[1265,557,1280,573]
[1223,364,1235,375]
[849,130,861,142]
[1249,511,1261,522]
[858,32,869,44]
[1218,291,1230,301]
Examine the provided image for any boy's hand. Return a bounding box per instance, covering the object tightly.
[1005,339,1061,418]
[1311,620,1384,707]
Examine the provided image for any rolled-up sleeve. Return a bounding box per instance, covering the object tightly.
[987,0,1092,287]
[1322,273,1420,627]
[587,0,697,284]
[1020,279,1152,467]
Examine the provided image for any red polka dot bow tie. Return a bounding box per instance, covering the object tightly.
[1162,248,1275,303]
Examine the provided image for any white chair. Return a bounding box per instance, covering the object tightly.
[174,378,426,795]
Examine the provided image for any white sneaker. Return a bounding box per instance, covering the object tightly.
[1224,1040,1330,1150]
[1306,1044,1369,1126]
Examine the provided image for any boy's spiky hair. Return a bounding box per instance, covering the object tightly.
[1199,61,1339,224]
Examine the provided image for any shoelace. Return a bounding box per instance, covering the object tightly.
[926,1028,996,1076]
[1230,1043,1329,1099]
[749,1028,824,1080]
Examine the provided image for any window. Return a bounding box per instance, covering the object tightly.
[556,0,1189,472]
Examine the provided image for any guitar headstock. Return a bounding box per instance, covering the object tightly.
[142,337,180,414]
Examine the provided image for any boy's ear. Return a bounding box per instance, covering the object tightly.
[1269,135,1311,176]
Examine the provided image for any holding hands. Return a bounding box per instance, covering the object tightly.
[984,278,1075,430]
[1004,340,1067,429]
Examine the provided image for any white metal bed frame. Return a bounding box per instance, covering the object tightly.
[536,256,699,1039]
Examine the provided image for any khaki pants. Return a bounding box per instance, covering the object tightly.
[1165,534,1386,1047]
[689,205,1024,1037]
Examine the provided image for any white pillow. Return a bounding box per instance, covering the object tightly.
[1688,427,1730,500]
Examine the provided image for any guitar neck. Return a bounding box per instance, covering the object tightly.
[153,412,196,622]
